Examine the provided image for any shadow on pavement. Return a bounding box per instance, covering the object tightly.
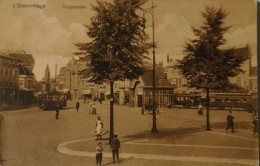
[103,157,133,166]
[41,107,74,111]
[122,127,203,142]
[212,121,252,130]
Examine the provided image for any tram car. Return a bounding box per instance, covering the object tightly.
[209,93,255,110]
[38,91,67,110]
[173,92,256,111]
[173,93,201,108]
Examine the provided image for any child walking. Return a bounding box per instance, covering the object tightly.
[96,142,103,166]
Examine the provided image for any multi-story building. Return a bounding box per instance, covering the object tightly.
[57,58,92,99]
[0,53,19,108]
[17,64,35,104]
[10,52,36,104]
[229,45,257,94]
[166,45,257,94]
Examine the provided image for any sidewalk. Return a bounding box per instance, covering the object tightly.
[0,104,37,111]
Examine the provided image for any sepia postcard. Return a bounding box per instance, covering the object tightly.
[0,0,258,165]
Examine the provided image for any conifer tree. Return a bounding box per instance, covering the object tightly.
[176,7,247,130]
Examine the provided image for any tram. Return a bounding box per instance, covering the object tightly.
[173,92,256,111]
[37,91,67,110]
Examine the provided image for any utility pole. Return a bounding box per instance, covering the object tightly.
[143,2,158,133]
[55,63,57,91]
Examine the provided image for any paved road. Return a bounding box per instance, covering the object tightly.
[0,100,258,166]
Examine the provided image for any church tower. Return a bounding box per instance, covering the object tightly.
[42,64,51,93]
[44,64,50,83]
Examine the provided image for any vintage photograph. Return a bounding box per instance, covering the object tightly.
[0,0,258,165]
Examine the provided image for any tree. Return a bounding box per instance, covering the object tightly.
[75,0,151,141]
[175,6,247,131]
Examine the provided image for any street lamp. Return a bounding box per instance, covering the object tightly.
[143,2,158,133]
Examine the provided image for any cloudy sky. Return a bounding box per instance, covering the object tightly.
[0,0,257,81]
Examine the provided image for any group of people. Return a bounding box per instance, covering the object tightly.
[74,100,121,166]
[96,134,120,166]
[95,116,120,166]
[76,100,97,115]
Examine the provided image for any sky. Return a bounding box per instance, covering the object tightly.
[0,0,257,81]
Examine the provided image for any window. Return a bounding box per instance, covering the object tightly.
[236,77,241,87]
[182,79,187,87]
[28,80,33,89]
[19,80,24,88]
[171,78,177,86]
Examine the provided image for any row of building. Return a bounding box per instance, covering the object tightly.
[0,50,35,109]
[51,45,257,108]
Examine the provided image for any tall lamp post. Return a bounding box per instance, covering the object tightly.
[143,2,158,133]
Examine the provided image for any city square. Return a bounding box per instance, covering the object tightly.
[0,0,258,165]
[0,100,258,166]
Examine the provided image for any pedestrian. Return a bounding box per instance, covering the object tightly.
[76,100,80,112]
[89,103,93,115]
[226,109,235,133]
[96,116,103,140]
[92,103,96,115]
[96,142,103,166]
[56,104,60,119]
[198,103,203,115]
[110,135,120,164]
[99,98,102,105]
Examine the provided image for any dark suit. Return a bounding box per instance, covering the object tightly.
[110,138,120,163]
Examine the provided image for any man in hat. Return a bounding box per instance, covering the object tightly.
[226,109,235,133]
[96,142,103,166]
[55,103,60,119]
[76,100,80,112]
[110,135,120,164]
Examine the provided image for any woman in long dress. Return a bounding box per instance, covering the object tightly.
[96,116,103,140]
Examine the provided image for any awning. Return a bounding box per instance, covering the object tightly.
[63,89,70,93]
[81,90,92,94]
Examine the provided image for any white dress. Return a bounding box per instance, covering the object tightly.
[96,120,103,135]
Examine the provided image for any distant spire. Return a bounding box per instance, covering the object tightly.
[44,64,50,83]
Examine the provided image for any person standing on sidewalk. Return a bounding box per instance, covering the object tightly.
[55,104,60,119]
[198,102,203,115]
[96,142,103,166]
[76,100,80,112]
[226,109,235,133]
[96,116,103,140]
[110,135,120,164]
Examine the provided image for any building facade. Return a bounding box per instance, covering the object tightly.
[0,53,19,108]
[129,70,174,108]
[10,52,36,105]
[166,45,257,95]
